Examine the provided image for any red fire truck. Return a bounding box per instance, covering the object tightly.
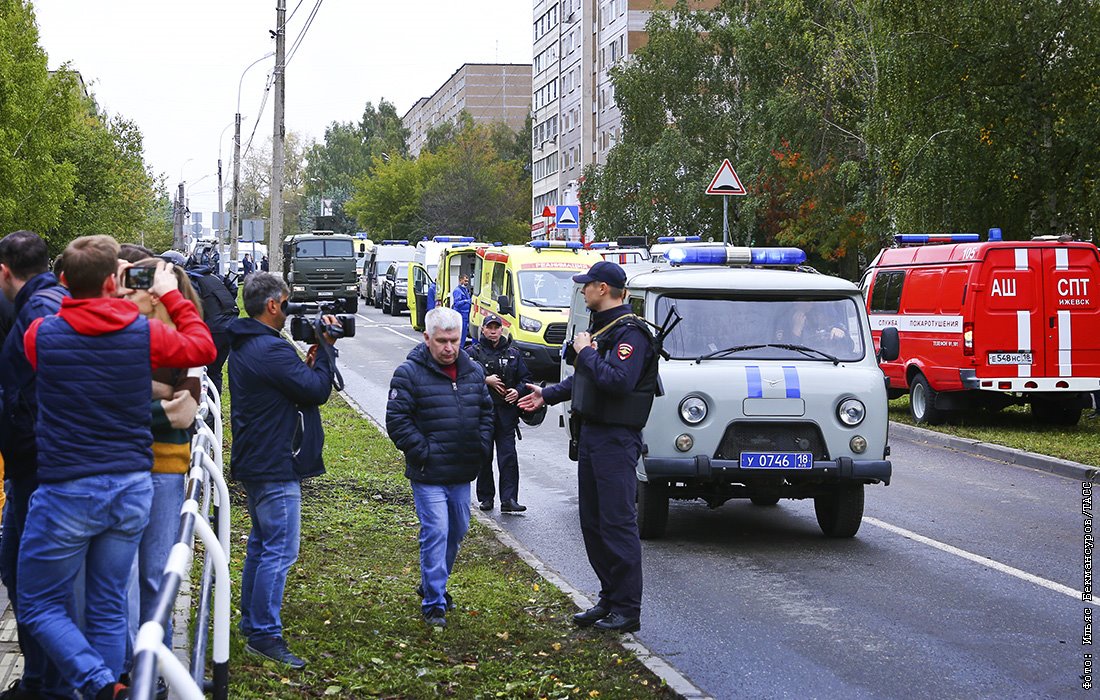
[861,230,1100,425]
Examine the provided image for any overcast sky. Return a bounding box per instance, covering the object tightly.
[32,0,532,223]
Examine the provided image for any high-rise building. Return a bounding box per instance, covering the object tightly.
[531,0,718,239]
[403,63,532,158]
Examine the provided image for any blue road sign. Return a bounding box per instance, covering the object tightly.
[556,205,580,229]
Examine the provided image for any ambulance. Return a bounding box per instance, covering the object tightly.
[588,241,651,265]
[561,244,897,539]
[471,241,602,376]
[861,230,1100,425]
[407,236,488,332]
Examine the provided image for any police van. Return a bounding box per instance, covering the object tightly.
[862,230,1100,425]
[473,241,602,377]
[562,245,897,539]
[408,236,487,332]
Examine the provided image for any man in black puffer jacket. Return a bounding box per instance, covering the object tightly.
[387,306,493,629]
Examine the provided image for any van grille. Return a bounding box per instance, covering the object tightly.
[544,323,567,345]
[714,422,829,461]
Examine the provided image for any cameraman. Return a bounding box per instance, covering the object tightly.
[227,272,338,670]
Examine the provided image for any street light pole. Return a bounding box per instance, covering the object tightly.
[270,0,287,276]
[232,51,275,263]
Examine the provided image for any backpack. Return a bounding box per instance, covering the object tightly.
[188,271,239,331]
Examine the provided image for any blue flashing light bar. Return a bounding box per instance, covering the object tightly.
[656,235,702,244]
[381,239,410,245]
[588,242,614,249]
[432,236,475,243]
[665,245,807,266]
[988,227,1002,241]
[529,240,583,249]
[894,233,981,245]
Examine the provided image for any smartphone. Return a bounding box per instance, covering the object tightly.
[124,266,155,290]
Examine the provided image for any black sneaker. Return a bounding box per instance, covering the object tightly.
[478,500,494,511]
[0,680,38,700]
[500,500,527,513]
[244,635,307,669]
[423,606,447,628]
[416,582,455,610]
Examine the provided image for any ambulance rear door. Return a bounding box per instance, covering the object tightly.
[1040,245,1100,380]
[408,262,433,332]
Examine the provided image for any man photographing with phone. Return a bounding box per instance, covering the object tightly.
[226,272,340,669]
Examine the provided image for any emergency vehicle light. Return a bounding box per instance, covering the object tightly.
[528,240,583,249]
[588,242,618,249]
[381,239,410,245]
[656,236,702,243]
[894,234,980,245]
[665,246,807,266]
[432,236,475,243]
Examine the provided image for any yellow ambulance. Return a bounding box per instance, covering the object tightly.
[470,241,602,377]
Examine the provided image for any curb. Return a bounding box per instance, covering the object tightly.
[889,421,1099,483]
[338,389,713,700]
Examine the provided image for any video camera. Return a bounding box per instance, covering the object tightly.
[284,299,357,343]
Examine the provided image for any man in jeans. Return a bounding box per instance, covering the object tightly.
[19,235,214,700]
[228,273,338,669]
[0,230,72,700]
[387,307,493,628]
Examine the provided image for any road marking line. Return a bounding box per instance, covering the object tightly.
[863,516,1095,605]
[375,325,418,344]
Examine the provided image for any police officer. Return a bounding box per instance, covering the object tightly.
[518,260,658,633]
[468,313,532,512]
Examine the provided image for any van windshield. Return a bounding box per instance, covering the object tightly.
[656,296,866,362]
[295,239,354,258]
[518,270,574,308]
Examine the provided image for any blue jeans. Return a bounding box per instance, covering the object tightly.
[0,478,74,699]
[239,480,301,643]
[128,473,186,650]
[410,481,470,612]
[17,471,152,699]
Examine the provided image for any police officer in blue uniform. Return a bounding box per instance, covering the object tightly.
[468,313,532,512]
[519,260,659,633]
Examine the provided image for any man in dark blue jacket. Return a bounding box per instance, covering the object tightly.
[0,230,71,700]
[387,306,493,628]
[519,261,658,634]
[467,313,532,513]
[228,272,337,670]
[451,274,472,345]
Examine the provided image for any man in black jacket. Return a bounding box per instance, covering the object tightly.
[228,272,338,669]
[467,313,531,513]
[386,306,493,628]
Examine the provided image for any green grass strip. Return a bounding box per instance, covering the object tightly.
[889,397,1100,466]
[220,390,674,698]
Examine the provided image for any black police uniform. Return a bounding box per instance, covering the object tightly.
[468,333,531,508]
[542,303,657,623]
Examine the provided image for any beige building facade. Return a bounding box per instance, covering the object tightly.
[403,63,533,158]
[531,0,718,238]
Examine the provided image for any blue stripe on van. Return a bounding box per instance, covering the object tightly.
[746,366,762,398]
[783,366,801,398]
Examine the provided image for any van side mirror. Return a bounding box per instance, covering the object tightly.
[878,326,900,362]
[498,295,514,316]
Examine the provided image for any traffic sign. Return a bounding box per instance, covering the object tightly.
[556,205,579,229]
[706,159,747,196]
[542,205,554,218]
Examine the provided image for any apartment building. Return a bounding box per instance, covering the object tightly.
[403,63,533,158]
[531,0,718,238]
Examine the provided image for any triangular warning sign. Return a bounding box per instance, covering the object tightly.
[706,159,747,196]
[558,207,578,226]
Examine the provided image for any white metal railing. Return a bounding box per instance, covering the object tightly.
[131,376,231,700]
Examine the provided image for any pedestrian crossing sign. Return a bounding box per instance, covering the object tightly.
[556,205,580,229]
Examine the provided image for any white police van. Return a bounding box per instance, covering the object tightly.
[561,245,899,538]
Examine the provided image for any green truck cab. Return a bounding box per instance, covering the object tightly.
[282,230,359,312]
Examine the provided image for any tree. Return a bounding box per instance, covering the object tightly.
[239,131,308,239]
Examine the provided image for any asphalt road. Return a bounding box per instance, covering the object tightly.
[337,303,1093,699]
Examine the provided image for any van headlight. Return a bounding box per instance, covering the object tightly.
[837,398,866,426]
[679,396,707,425]
[519,315,542,332]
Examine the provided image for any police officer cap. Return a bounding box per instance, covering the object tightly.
[482,313,504,327]
[573,260,626,288]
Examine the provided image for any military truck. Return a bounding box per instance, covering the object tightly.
[282,230,359,312]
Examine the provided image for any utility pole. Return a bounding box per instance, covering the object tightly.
[231,113,241,262]
[216,157,224,271]
[173,182,185,250]
[269,0,287,276]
